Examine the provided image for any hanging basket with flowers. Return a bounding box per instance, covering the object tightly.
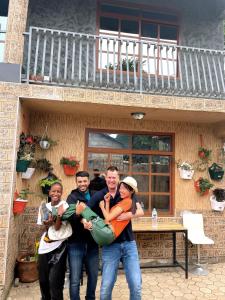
[194,177,214,196]
[177,161,194,179]
[198,147,212,161]
[60,156,80,176]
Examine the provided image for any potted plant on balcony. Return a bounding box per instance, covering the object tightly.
[194,177,214,196]
[177,161,194,179]
[210,188,225,211]
[39,172,60,195]
[60,156,80,176]
[208,163,224,181]
[13,188,33,214]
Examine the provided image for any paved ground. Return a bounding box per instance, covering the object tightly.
[7,262,225,299]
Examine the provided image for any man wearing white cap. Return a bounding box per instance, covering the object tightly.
[89,166,143,300]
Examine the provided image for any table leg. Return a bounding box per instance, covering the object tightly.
[185,230,188,279]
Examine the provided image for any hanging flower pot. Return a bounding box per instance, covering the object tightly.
[21,167,36,179]
[39,140,50,150]
[16,160,30,172]
[208,163,224,181]
[179,168,194,179]
[210,195,225,211]
[39,173,61,195]
[63,164,78,176]
[13,198,28,214]
[198,147,212,161]
[60,156,79,176]
[194,177,214,196]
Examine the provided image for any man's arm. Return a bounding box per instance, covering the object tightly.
[116,202,144,221]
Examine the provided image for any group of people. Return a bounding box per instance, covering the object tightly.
[37,166,144,300]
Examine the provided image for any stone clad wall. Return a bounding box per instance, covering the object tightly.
[0,90,19,299]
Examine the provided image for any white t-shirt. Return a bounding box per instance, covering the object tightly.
[37,200,69,254]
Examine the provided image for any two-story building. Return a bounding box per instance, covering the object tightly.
[1,0,225,298]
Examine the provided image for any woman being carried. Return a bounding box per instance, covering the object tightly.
[54,176,138,246]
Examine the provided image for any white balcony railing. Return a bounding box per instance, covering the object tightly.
[23,27,225,99]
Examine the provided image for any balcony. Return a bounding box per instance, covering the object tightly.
[23,27,225,99]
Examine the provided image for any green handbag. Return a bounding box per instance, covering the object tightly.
[208,163,224,181]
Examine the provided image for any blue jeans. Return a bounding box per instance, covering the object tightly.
[68,242,99,300]
[100,240,142,300]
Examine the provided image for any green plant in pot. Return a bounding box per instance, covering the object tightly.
[16,133,38,172]
[13,188,34,214]
[36,158,53,173]
[177,161,194,180]
[194,177,214,196]
[60,156,80,176]
[210,188,225,211]
[39,172,60,195]
[198,147,212,161]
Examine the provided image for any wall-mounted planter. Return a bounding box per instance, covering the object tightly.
[208,163,224,181]
[16,160,30,172]
[13,198,28,214]
[63,164,78,176]
[179,168,194,180]
[210,196,225,212]
[21,168,35,179]
[39,140,50,150]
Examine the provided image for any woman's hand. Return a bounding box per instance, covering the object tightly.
[43,214,54,227]
[81,218,93,230]
[99,200,105,209]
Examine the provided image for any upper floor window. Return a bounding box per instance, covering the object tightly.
[0,0,9,62]
[98,2,179,76]
[85,130,174,216]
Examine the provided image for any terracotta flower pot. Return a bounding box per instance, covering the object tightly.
[13,198,28,214]
[16,254,38,283]
[63,164,78,176]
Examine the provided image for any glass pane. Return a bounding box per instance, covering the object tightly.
[151,175,170,192]
[88,132,130,149]
[111,154,129,173]
[141,23,157,39]
[151,195,170,211]
[101,4,139,17]
[142,11,178,23]
[100,17,119,32]
[132,154,149,172]
[158,136,172,151]
[160,25,177,41]
[121,20,139,35]
[88,153,109,171]
[134,175,149,192]
[137,194,149,212]
[132,135,171,151]
[151,156,170,173]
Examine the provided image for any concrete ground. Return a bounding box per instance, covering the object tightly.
[7,262,225,300]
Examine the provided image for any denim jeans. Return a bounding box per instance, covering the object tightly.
[68,242,99,300]
[100,240,142,300]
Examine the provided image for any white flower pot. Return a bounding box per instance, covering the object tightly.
[39,140,50,150]
[21,168,35,179]
[179,168,194,180]
[210,195,225,212]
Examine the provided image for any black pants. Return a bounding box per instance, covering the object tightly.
[38,243,67,300]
